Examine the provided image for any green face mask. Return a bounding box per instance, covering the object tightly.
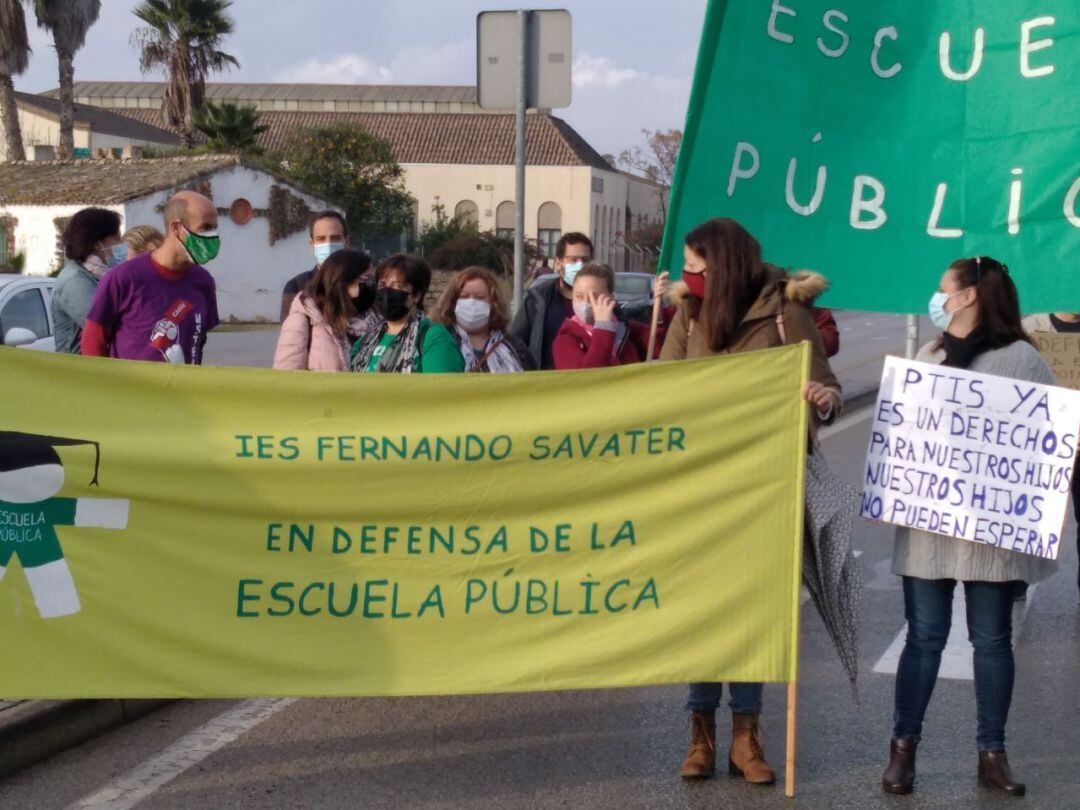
[182,227,221,264]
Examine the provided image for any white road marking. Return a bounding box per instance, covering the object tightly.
[69,698,296,810]
[873,585,1037,681]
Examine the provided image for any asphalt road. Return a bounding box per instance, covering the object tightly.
[3,313,1076,809]
[202,311,930,401]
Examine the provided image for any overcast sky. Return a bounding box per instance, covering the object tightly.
[16,0,705,158]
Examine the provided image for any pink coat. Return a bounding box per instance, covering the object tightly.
[273,294,350,372]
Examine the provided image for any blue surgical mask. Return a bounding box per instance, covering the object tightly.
[929,291,958,330]
[562,261,585,285]
[108,243,128,267]
[314,241,345,265]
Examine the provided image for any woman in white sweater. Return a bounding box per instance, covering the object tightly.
[883,257,1057,798]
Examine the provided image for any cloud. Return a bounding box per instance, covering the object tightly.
[559,54,691,155]
[272,39,473,88]
[273,54,392,84]
[572,53,640,88]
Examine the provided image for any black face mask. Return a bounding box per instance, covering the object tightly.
[351,282,376,315]
[375,287,412,321]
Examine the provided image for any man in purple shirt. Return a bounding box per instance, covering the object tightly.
[82,191,220,364]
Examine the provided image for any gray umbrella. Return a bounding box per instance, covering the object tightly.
[802,447,863,699]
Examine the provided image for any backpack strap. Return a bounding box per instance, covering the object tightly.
[471,337,508,373]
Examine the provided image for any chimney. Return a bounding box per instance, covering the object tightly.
[32,145,56,162]
[122,144,144,160]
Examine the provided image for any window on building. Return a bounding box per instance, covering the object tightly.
[455,200,480,228]
[0,222,8,265]
[496,201,516,239]
[0,289,49,342]
[537,202,562,257]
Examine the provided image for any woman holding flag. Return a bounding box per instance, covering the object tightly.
[661,217,840,784]
[882,256,1057,797]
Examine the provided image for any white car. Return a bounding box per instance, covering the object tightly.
[0,275,57,351]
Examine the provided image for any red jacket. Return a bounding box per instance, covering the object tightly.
[552,318,657,369]
[812,307,840,358]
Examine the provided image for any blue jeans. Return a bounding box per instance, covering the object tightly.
[686,682,763,715]
[892,576,1016,750]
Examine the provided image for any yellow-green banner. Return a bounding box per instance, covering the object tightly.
[0,343,808,698]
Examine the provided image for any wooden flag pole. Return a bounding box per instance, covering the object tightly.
[785,342,811,799]
[785,680,798,797]
[646,272,669,362]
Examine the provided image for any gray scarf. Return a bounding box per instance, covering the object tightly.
[350,312,426,374]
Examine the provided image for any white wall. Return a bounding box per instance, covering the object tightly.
[400,163,666,271]
[402,164,594,244]
[8,203,124,277]
[0,107,173,160]
[8,164,334,322]
[124,165,335,322]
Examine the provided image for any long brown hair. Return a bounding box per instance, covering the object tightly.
[939,256,1031,349]
[306,249,371,335]
[432,266,511,332]
[684,218,767,352]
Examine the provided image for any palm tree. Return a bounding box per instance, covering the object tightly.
[132,0,239,148]
[193,100,266,154]
[33,0,101,160]
[0,0,31,161]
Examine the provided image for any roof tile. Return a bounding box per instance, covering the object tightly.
[109,109,614,170]
[0,155,241,205]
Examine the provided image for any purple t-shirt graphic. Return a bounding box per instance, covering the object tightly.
[86,253,219,364]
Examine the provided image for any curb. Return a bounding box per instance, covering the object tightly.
[842,384,879,414]
[0,699,171,780]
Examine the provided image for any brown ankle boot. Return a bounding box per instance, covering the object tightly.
[680,711,716,778]
[728,713,776,785]
[979,750,1025,796]
[882,737,917,794]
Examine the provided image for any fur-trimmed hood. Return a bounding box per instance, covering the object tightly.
[669,267,829,305]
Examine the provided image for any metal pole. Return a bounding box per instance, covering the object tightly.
[512,9,529,318]
[905,314,920,360]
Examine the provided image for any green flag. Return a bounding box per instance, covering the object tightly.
[660,1,1080,314]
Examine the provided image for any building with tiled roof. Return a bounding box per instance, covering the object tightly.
[111,108,613,169]
[0,155,337,322]
[101,106,665,269]
[0,92,180,162]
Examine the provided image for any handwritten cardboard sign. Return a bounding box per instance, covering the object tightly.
[861,357,1080,559]
[1031,331,1080,391]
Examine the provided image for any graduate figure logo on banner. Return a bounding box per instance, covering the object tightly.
[0,433,128,618]
[660,2,1080,313]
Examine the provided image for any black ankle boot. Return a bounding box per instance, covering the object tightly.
[882,737,917,794]
[979,750,1025,796]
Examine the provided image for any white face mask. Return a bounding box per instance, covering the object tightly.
[455,298,492,331]
[573,301,594,324]
[562,261,585,285]
[83,253,110,277]
[929,290,966,331]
